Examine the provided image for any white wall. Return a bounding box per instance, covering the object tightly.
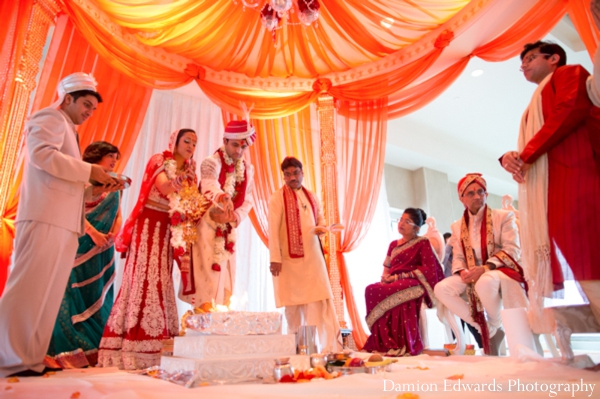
[385,164,516,234]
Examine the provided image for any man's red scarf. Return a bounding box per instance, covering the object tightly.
[217,149,248,210]
[459,205,528,355]
[199,149,249,272]
[283,185,318,258]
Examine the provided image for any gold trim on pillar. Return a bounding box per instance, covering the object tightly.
[317,93,346,329]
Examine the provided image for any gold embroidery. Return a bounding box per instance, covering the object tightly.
[494,250,521,273]
[460,206,494,270]
[71,271,115,325]
[161,230,179,336]
[127,218,150,330]
[460,206,493,326]
[106,221,139,335]
[141,221,166,337]
[366,285,425,329]
[71,258,114,288]
[390,236,427,261]
[413,269,436,306]
[458,175,484,197]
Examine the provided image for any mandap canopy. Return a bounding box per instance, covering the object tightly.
[1,0,598,346]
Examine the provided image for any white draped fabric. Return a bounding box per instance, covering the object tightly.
[115,89,397,331]
[115,90,277,318]
[344,178,393,332]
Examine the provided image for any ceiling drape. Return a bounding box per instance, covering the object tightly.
[57,0,599,121]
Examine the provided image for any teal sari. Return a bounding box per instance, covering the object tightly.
[45,191,120,368]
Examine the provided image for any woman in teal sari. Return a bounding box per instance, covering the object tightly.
[45,142,122,368]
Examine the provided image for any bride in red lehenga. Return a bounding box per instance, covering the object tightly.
[97,129,198,369]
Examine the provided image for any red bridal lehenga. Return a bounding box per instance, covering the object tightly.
[98,135,198,369]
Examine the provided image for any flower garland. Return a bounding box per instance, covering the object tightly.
[211,147,245,271]
[164,150,205,260]
[163,151,186,257]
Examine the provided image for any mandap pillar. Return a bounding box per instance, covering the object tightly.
[316,93,347,331]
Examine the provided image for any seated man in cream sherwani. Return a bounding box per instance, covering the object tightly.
[268,157,342,352]
[434,173,528,356]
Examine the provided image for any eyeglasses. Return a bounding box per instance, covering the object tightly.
[283,170,302,178]
[520,53,550,69]
[398,218,417,227]
[463,189,486,198]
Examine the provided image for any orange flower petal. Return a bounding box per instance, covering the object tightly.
[398,393,420,399]
[7,377,19,383]
[71,392,81,398]
[446,374,464,380]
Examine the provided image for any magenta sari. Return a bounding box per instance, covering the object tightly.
[363,236,444,355]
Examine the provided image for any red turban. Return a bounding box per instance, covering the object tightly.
[224,120,256,146]
[458,173,487,197]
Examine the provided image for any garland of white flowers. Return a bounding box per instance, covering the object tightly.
[212,147,245,267]
[164,156,187,252]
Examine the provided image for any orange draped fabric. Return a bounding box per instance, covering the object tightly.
[0,1,31,125]
[226,99,386,348]
[0,170,21,297]
[0,0,34,296]
[566,0,600,58]
[124,0,591,122]
[85,0,468,79]
[335,99,388,348]
[59,0,192,89]
[32,14,153,171]
[200,79,319,120]
[385,57,469,120]
[474,0,568,62]
[223,107,319,245]
[0,13,152,294]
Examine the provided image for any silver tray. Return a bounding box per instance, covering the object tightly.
[185,311,282,335]
[328,364,392,375]
[109,172,132,188]
[90,172,132,189]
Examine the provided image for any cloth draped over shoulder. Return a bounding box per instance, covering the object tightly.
[457,205,527,354]
[115,153,165,253]
[363,237,444,356]
[46,191,120,368]
[282,184,318,259]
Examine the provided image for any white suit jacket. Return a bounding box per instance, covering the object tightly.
[449,208,520,275]
[16,107,92,235]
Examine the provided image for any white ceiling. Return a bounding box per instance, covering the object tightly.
[385,23,594,198]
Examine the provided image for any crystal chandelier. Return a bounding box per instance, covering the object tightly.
[237,0,320,35]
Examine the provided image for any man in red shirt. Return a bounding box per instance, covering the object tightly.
[500,41,600,327]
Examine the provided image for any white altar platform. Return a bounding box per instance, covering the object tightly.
[3,353,599,399]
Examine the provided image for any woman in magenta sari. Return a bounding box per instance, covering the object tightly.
[363,208,444,356]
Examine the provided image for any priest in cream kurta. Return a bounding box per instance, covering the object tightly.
[268,157,342,352]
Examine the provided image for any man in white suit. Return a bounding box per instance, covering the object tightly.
[0,73,115,377]
[268,157,342,352]
[434,173,528,356]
